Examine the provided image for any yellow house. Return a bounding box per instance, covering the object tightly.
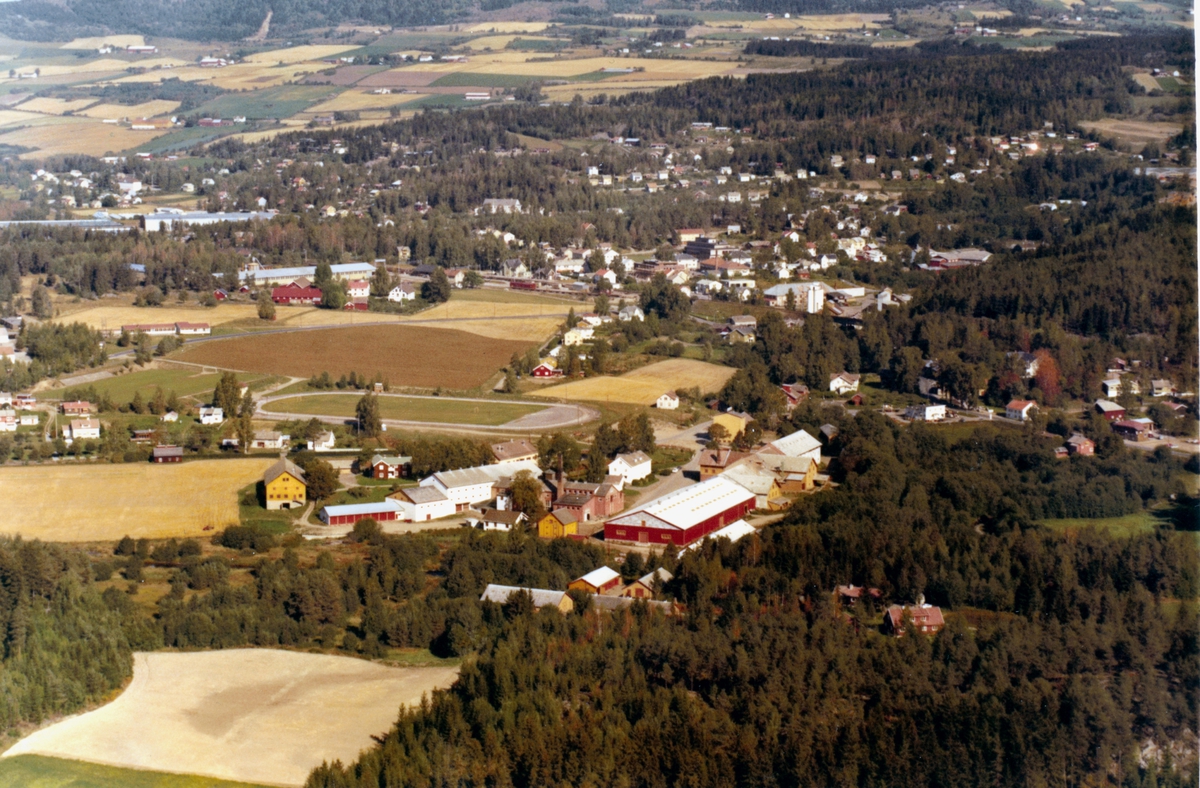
[264,457,306,510]
[711,412,750,440]
[538,509,578,539]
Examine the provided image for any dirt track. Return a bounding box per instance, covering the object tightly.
[3,650,459,786]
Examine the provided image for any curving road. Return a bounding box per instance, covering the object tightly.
[256,390,599,434]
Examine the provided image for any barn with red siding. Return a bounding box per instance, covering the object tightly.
[604,476,756,547]
[319,500,402,526]
[271,283,323,305]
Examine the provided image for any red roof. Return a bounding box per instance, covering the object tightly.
[1006,399,1036,410]
[272,285,322,300]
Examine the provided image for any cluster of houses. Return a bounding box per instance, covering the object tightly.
[479,564,675,615]
[696,422,824,510]
[0,392,38,432]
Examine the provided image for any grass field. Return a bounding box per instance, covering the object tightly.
[174,324,531,390]
[0,755,271,788]
[0,459,273,542]
[2,650,460,787]
[303,90,425,113]
[531,359,737,405]
[1040,510,1159,537]
[48,367,267,404]
[194,85,336,120]
[268,393,545,425]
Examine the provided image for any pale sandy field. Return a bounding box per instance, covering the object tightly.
[1078,118,1184,147]
[60,35,147,49]
[0,459,272,541]
[78,99,181,119]
[54,303,260,331]
[531,358,737,404]
[3,650,460,787]
[14,96,99,114]
[243,45,361,65]
[465,21,550,32]
[1132,72,1162,91]
[303,90,426,114]
[465,34,555,50]
[1,116,172,158]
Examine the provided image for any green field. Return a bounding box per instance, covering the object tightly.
[49,368,269,404]
[0,755,270,788]
[431,72,544,88]
[193,85,337,120]
[270,393,544,426]
[1040,510,1159,538]
[129,126,234,154]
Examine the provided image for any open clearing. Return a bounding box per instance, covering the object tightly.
[267,392,545,426]
[531,358,737,404]
[465,21,551,32]
[174,324,531,390]
[1078,118,1183,147]
[0,459,272,541]
[3,650,460,787]
[59,35,147,49]
[1040,511,1159,538]
[0,755,269,788]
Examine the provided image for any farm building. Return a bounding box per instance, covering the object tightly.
[1112,420,1153,441]
[370,454,411,479]
[904,404,946,422]
[272,283,323,305]
[1094,400,1126,421]
[390,486,456,522]
[681,518,757,552]
[568,566,621,595]
[420,460,540,511]
[604,476,756,547]
[720,463,783,510]
[491,439,538,464]
[538,509,578,539]
[758,429,821,466]
[264,458,306,510]
[608,451,652,485]
[590,595,674,614]
[141,209,276,232]
[623,568,673,599]
[320,500,402,526]
[711,411,751,439]
[531,363,562,378]
[239,262,377,287]
[151,445,183,463]
[479,584,573,613]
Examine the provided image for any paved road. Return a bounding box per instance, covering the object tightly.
[256,390,600,434]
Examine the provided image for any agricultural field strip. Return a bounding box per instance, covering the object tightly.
[3,650,460,787]
[262,392,546,426]
[530,359,738,405]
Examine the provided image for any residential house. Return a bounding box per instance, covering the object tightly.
[199,407,224,425]
[387,282,416,303]
[1066,434,1095,456]
[835,585,882,606]
[264,458,306,510]
[828,372,861,395]
[479,508,527,532]
[531,362,562,378]
[61,401,92,416]
[883,604,945,636]
[0,409,16,432]
[1100,378,1124,399]
[727,325,756,344]
[1151,379,1175,397]
[307,431,336,451]
[904,404,947,422]
[775,456,819,493]
[65,418,100,442]
[479,584,573,613]
[656,392,680,410]
[1005,400,1037,421]
[569,566,622,595]
[481,198,523,214]
[698,448,750,480]
[1007,351,1040,378]
[1112,420,1153,441]
[623,568,673,599]
[619,305,645,322]
[346,280,370,299]
[491,439,539,464]
[538,509,578,539]
[250,430,288,450]
[608,451,652,485]
[1095,400,1126,421]
[371,454,411,479]
[780,382,809,410]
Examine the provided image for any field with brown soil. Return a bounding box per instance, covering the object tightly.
[174,324,532,389]
[3,649,460,787]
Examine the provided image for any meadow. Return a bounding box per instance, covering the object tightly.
[265,392,545,426]
[46,366,270,404]
[531,358,737,405]
[0,459,273,541]
[2,650,460,787]
[0,756,270,788]
[173,324,532,390]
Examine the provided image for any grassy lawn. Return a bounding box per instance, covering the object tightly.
[1040,510,1159,538]
[47,369,268,405]
[272,394,544,426]
[0,755,272,788]
[381,648,462,668]
[238,482,299,533]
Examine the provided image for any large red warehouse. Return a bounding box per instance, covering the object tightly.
[319,501,402,526]
[604,476,756,547]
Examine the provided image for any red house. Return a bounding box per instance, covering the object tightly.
[531,363,562,378]
[604,476,756,547]
[883,604,945,636]
[152,445,184,463]
[370,454,411,479]
[61,401,92,415]
[272,283,323,305]
[1095,400,1126,421]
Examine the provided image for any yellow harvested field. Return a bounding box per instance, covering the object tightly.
[52,303,259,331]
[0,459,273,541]
[466,34,554,50]
[14,96,98,114]
[79,99,180,119]
[1078,118,1184,147]
[471,56,736,79]
[465,21,550,32]
[531,359,737,404]
[304,90,426,113]
[113,61,334,90]
[60,35,147,49]
[3,650,460,787]
[272,300,568,341]
[2,116,172,158]
[1132,72,1161,91]
[243,45,360,64]
[0,109,39,128]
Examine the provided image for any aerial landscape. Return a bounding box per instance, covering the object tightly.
[0,0,1194,783]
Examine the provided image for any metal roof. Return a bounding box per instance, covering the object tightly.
[684,519,756,552]
[576,566,620,588]
[607,476,755,531]
[479,584,569,610]
[321,500,401,518]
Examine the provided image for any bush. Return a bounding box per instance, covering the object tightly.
[214,524,277,551]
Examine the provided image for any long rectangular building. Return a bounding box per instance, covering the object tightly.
[238,262,375,286]
[604,476,756,547]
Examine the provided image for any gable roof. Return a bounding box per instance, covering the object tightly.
[576,566,620,588]
[548,508,578,526]
[481,508,525,525]
[265,457,306,485]
[480,584,570,610]
[612,450,651,467]
[765,429,821,458]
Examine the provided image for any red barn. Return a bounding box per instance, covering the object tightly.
[152,445,184,463]
[531,363,562,378]
[272,283,323,305]
[568,566,621,595]
[605,476,756,547]
[319,501,402,526]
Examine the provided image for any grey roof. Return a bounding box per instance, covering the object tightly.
[264,457,305,485]
[480,584,570,610]
[481,508,525,525]
[371,454,412,466]
[613,450,651,466]
[637,567,673,586]
[432,466,498,488]
[398,486,449,504]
